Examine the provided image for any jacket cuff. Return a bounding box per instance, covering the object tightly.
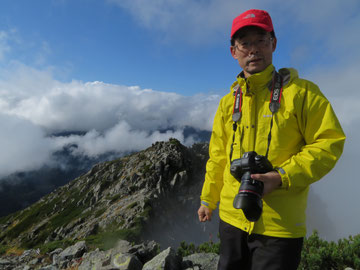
[275,167,290,190]
[201,200,217,210]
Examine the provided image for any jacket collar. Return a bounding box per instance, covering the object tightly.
[236,64,275,94]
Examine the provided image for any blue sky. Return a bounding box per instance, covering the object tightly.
[0,0,360,239]
[2,0,357,95]
[1,0,232,95]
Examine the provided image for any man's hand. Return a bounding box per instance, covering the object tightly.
[251,171,282,196]
[198,205,213,222]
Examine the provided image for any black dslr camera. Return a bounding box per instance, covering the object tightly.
[230,151,273,222]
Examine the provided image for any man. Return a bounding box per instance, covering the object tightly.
[198,9,345,270]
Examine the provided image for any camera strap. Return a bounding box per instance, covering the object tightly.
[230,71,283,160]
[230,85,243,161]
[266,71,283,158]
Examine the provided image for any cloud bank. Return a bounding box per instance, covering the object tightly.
[0,63,220,177]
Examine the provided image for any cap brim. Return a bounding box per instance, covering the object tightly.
[231,23,273,38]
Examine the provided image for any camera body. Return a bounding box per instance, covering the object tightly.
[230,151,273,221]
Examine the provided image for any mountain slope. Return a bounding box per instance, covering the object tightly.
[0,139,210,252]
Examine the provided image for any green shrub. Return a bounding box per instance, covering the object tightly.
[176,231,360,270]
[177,240,220,257]
[299,231,360,270]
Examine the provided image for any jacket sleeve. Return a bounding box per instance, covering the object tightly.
[200,98,228,209]
[278,83,346,190]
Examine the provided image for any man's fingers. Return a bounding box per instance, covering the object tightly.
[198,206,212,222]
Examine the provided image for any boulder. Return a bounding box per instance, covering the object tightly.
[183,253,219,270]
[142,247,182,270]
[79,248,142,270]
[58,240,87,261]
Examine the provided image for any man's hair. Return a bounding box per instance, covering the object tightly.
[230,28,276,46]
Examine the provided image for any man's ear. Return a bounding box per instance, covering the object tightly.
[230,46,237,59]
[271,37,277,52]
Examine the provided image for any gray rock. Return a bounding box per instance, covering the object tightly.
[79,248,142,270]
[49,248,63,260]
[0,258,13,269]
[53,240,87,268]
[78,249,107,270]
[114,240,133,253]
[110,253,143,270]
[183,253,219,270]
[132,240,159,264]
[19,249,40,263]
[59,240,87,261]
[39,265,59,270]
[29,257,42,265]
[143,247,182,270]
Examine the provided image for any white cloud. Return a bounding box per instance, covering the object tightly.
[108,0,360,47]
[0,63,220,134]
[0,113,55,178]
[0,63,220,174]
[107,0,254,44]
[53,121,188,157]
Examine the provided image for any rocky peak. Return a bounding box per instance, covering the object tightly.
[0,139,210,252]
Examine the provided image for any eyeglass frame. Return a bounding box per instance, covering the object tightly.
[232,37,274,53]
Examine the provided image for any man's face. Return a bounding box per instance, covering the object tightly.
[230,27,277,78]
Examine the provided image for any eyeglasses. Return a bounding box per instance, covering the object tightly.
[233,37,273,53]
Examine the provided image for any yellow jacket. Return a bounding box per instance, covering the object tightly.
[200,64,345,238]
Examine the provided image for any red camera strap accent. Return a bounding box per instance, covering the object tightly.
[230,71,283,160]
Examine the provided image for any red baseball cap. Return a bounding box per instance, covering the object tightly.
[231,9,274,38]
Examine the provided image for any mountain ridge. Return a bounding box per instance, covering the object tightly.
[0,138,211,252]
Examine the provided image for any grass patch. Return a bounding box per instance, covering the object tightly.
[108,194,122,204]
[0,214,11,224]
[85,228,141,251]
[126,202,138,209]
[0,245,10,255]
[94,207,107,218]
[5,246,25,256]
[169,138,181,146]
[38,238,76,254]
[6,200,57,239]
[49,204,86,230]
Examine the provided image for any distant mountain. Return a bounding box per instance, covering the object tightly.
[0,147,118,217]
[0,139,218,254]
[0,127,211,218]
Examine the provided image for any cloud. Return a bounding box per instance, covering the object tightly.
[0,113,55,178]
[53,121,188,157]
[0,64,220,134]
[107,0,253,44]
[0,63,220,175]
[108,0,360,47]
